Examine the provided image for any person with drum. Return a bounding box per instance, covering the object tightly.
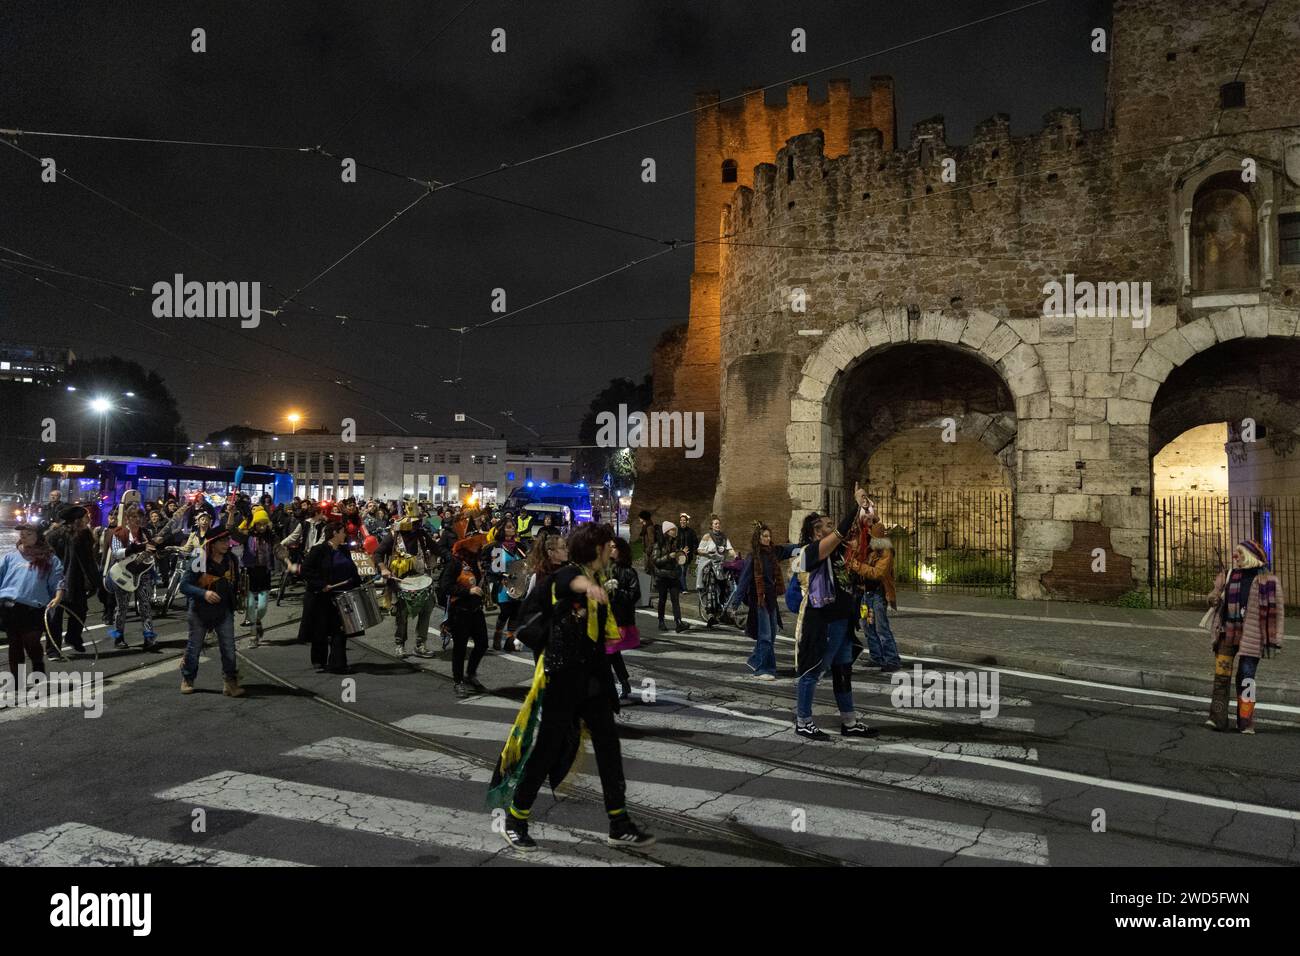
[488,519,528,651]
[178,529,245,697]
[378,507,437,657]
[302,520,363,674]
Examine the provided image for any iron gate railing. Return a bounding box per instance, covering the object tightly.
[867,488,1014,595]
[1150,494,1299,609]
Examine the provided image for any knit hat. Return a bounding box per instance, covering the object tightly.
[242,506,271,531]
[1239,539,1268,566]
[662,520,677,535]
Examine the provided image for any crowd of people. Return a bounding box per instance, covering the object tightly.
[0,478,1284,850]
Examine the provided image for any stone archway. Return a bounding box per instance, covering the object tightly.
[787,307,1042,540]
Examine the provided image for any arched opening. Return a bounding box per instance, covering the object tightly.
[721,158,737,183]
[833,343,1016,593]
[1149,337,1300,607]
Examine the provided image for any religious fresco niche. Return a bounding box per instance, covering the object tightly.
[1191,171,1258,292]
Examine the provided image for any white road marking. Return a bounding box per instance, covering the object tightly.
[341,720,1047,864]
[0,821,302,866]
[156,770,655,867]
[396,714,1044,809]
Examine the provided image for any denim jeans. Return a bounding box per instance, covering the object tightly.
[862,589,901,667]
[796,617,854,719]
[747,607,779,676]
[245,590,269,624]
[182,610,237,681]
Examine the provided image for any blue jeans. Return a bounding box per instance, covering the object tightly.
[182,611,237,681]
[747,607,779,676]
[796,617,854,719]
[863,590,901,667]
[246,590,269,624]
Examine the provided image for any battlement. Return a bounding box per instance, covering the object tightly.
[725,105,1107,240]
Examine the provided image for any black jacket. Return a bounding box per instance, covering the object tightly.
[608,564,641,628]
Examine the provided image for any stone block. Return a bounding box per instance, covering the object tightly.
[786,421,829,454]
[789,397,826,423]
[1209,308,1245,342]
[1074,398,1107,424]
[1016,391,1051,420]
[1110,338,1145,373]
[1150,326,1196,366]
[1101,494,1148,530]
[1118,371,1160,403]
[1070,337,1111,371]
[1007,364,1048,397]
[1006,318,1041,344]
[1016,493,1055,520]
[1040,316,1077,341]
[1037,342,1070,371]
[1132,346,1173,382]
[1019,420,1070,451]
[1017,519,1075,552]
[982,323,1020,361]
[959,311,999,351]
[1142,304,1177,338]
[1053,494,1103,522]
[936,313,966,343]
[999,342,1039,378]
[1015,549,1055,574]
[1267,306,1299,338]
[1083,372,1123,398]
[1240,304,1269,338]
[1106,398,1150,425]
[1178,316,1216,353]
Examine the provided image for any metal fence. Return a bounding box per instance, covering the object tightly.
[867,488,1015,595]
[1150,494,1300,609]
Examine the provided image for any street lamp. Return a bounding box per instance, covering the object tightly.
[90,397,113,456]
[287,412,301,435]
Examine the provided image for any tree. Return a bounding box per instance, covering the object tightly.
[58,357,190,462]
[573,374,652,484]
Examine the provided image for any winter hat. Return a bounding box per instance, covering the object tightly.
[662,520,677,535]
[1239,539,1268,567]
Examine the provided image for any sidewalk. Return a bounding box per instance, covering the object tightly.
[889,591,1300,707]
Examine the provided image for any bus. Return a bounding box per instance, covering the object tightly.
[503,481,593,523]
[32,457,294,525]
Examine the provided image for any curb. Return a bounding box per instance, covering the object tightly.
[895,638,1300,709]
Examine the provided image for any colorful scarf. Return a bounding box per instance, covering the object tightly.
[1220,568,1281,657]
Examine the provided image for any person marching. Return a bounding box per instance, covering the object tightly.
[302,521,363,674]
[488,519,527,651]
[378,503,437,657]
[107,506,159,650]
[650,521,692,633]
[848,519,902,673]
[790,485,877,741]
[732,522,797,681]
[0,523,64,678]
[490,523,655,852]
[605,536,642,700]
[234,506,281,647]
[1205,540,1284,734]
[676,512,699,592]
[48,506,96,656]
[443,538,490,697]
[178,529,246,697]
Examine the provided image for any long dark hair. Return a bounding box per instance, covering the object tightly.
[799,512,821,546]
[750,521,771,557]
[612,536,633,569]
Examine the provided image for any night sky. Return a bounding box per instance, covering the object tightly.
[0,0,1106,446]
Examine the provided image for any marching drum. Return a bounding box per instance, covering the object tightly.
[333,585,383,636]
[397,574,434,614]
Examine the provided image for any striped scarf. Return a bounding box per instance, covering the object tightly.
[1221,568,1281,657]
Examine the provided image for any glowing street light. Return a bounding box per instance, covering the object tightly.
[89,397,113,414]
[287,412,301,435]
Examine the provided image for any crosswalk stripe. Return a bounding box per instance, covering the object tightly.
[155,770,655,867]
[337,719,1046,865]
[0,822,302,867]
[395,714,1044,809]
[289,736,780,867]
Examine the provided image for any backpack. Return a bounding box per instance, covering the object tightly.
[514,573,554,652]
[785,572,804,614]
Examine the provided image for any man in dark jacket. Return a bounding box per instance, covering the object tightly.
[179,529,245,697]
[302,521,363,674]
[676,512,700,592]
[46,505,96,656]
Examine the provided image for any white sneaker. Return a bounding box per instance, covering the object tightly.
[394,642,407,656]
[754,673,777,681]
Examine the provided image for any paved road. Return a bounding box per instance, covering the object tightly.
[2,585,1298,866]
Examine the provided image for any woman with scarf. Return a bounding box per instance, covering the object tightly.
[0,524,64,677]
[731,522,797,680]
[1205,540,1284,734]
[789,484,877,741]
[490,523,654,852]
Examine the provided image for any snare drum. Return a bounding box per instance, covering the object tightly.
[333,586,382,636]
[397,574,434,614]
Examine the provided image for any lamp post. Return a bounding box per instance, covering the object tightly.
[89,397,113,456]
[287,412,301,435]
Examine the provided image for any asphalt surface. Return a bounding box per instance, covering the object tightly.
[3,568,1299,868]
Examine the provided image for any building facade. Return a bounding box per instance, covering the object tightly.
[635,0,1300,600]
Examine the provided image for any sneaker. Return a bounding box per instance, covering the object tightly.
[795,722,829,741]
[1203,719,1220,730]
[453,681,471,699]
[502,815,537,852]
[1240,726,1256,735]
[674,622,692,633]
[414,640,428,656]
[754,673,777,681]
[607,815,656,849]
[180,678,195,695]
[464,676,487,694]
[841,721,878,738]
[394,642,407,656]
